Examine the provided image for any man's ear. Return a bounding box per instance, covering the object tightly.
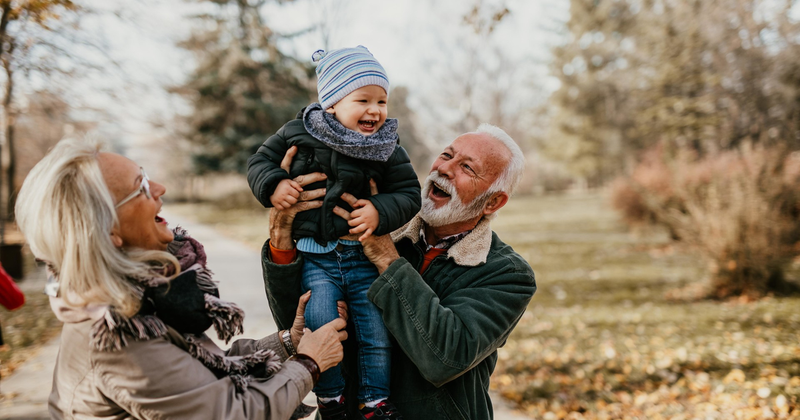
[483,192,509,216]
[110,231,123,248]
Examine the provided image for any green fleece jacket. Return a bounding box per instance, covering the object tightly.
[260,215,536,420]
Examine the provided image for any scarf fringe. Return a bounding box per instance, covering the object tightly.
[194,266,218,294]
[229,374,248,394]
[185,335,282,394]
[205,294,245,344]
[185,335,281,375]
[172,226,189,241]
[91,311,168,352]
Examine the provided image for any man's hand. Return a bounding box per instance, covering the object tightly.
[269,146,327,250]
[360,233,400,274]
[333,179,399,273]
[348,200,379,241]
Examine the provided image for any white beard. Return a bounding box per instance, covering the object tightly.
[419,172,492,227]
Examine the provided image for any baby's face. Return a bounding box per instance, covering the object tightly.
[326,85,388,136]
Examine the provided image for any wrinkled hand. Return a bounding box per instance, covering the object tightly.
[360,233,399,274]
[297,317,348,372]
[290,292,348,349]
[269,146,328,250]
[333,180,399,273]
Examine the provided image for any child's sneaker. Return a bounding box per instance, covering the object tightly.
[359,400,403,420]
[318,396,348,420]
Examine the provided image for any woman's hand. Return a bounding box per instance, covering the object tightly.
[290,291,348,350]
[296,318,348,372]
[269,146,328,250]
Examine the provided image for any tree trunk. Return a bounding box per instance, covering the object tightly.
[4,56,13,220]
[0,1,10,241]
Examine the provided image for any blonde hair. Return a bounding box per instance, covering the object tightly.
[15,137,177,317]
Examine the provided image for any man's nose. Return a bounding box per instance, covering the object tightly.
[436,159,454,178]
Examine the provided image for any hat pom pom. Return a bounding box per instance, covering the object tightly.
[312,49,326,63]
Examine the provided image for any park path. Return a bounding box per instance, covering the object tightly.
[0,208,530,420]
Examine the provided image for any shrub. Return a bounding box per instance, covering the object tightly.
[610,145,681,238]
[612,144,800,298]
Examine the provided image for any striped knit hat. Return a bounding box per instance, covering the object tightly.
[312,46,390,110]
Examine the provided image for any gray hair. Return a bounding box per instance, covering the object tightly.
[474,123,525,195]
[15,137,177,317]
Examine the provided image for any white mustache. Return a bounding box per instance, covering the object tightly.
[426,172,456,197]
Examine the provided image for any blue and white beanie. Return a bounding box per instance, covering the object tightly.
[312,46,390,110]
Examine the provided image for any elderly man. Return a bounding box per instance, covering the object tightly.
[262,124,536,420]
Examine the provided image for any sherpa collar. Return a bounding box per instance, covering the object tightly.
[391,215,494,266]
[303,102,398,162]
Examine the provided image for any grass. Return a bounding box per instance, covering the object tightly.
[492,194,800,419]
[172,193,800,419]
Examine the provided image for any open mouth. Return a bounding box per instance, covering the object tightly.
[430,182,451,198]
[155,215,165,224]
[358,120,377,131]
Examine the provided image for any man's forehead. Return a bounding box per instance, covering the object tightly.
[448,133,506,161]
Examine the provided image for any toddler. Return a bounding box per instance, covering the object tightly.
[247,46,420,420]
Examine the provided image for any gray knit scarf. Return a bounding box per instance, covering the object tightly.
[303,102,398,162]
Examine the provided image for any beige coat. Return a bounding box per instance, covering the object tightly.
[48,318,313,420]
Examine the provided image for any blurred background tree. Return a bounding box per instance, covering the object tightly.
[172,0,316,175]
[550,0,800,184]
[550,0,800,297]
[388,86,432,176]
[14,91,96,179]
[168,0,435,198]
[0,0,79,227]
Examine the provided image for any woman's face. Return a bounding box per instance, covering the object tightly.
[99,153,174,251]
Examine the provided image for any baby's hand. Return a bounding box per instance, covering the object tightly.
[348,200,379,241]
[271,178,303,210]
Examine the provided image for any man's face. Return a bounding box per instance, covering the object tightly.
[419,171,494,227]
[419,133,511,227]
[325,85,388,136]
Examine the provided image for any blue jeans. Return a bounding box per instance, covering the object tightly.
[301,245,391,403]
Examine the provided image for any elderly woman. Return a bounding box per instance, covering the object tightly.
[14,137,346,420]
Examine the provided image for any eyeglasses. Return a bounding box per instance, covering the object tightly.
[115,167,152,208]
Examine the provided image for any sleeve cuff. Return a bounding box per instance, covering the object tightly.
[367,257,409,301]
[269,241,297,265]
[256,332,291,361]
